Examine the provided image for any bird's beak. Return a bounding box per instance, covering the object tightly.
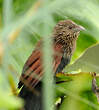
[74,25,85,32]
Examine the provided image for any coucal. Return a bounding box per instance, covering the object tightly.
[18,20,85,110]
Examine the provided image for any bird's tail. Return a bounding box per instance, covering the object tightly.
[19,82,42,110]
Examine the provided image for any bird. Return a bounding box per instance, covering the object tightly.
[18,20,85,110]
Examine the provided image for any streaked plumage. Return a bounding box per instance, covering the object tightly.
[18,20,84,110]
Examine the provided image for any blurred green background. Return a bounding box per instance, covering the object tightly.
[0,0,99,110]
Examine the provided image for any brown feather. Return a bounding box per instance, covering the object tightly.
[19,20,84,89]
[19,41,63,88]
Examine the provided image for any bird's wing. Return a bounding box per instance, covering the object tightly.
[18,42,63,89]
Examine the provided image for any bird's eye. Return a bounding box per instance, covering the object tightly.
[68,26,72,29]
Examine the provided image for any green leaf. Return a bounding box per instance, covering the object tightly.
[0,91,23,109]
[55,73,99,110]
[0,73,23,109]
[65,44,99,73]
[72,33,97,62]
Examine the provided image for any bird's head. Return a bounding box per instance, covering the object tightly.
[53,20,85,42]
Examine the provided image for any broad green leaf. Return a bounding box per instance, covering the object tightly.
[55,73,93,97]
[55,73,99,110]
[72,33,97,62]
[65,44,99,73]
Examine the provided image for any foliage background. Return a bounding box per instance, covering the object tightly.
[0,0,99,110]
